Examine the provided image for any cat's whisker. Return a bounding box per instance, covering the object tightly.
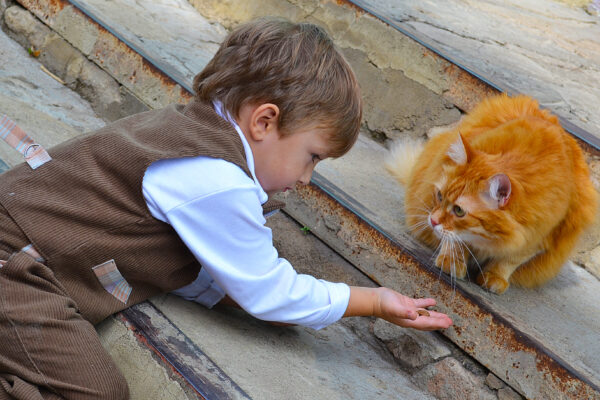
[449,233,463,297]
[448,232,464,301]
[410,225,430,235]
[441,233,457,293]
[405,213,429,219]
[407,220,430,233]
[430,238,444,265]
[414,198,433,211]
[405,205,431,214]
[407,196,433,212]
[449,234,458,294]
[407,201,431,209]
[431,237,445,280]
[455,235,484,277]
[449,232,469,280]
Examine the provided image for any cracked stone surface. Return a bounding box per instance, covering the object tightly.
[75,0,227,86]
[0,26,104,167]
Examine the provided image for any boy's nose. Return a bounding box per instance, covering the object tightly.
[299,168,313,185]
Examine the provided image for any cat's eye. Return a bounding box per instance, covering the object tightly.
[436,190,443,202]
[453,205,466,217]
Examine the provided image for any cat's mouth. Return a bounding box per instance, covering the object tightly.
[428,215,444,237]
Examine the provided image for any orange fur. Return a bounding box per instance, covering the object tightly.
[387,94,598,294]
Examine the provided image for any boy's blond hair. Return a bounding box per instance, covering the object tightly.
[193,17,362,158]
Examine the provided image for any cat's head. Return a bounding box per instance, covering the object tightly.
[428,133,518,252]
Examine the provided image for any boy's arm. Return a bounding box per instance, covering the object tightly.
[344,286,453,331]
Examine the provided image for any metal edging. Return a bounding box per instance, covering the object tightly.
[120,302,252,400]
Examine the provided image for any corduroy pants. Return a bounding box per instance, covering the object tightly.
[0,207,128,400]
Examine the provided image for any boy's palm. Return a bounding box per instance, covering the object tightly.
[376,288,453,331]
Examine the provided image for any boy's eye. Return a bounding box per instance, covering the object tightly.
[453,205,466,217]
[436,190,443,202]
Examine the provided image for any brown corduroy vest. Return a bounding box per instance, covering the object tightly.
[0,100,282,324]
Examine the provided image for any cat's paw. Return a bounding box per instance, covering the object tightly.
[435,253,467,279]
[477,272,509,294]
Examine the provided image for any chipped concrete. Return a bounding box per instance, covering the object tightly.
[373,319,452,369]
[0,26,104,166]
[3,5,147,121]
[96,316,196,400]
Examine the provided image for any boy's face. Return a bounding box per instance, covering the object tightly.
[238,102,333,196]
[254,126,331,196]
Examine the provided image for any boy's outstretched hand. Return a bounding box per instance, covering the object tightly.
[344,286,453,331]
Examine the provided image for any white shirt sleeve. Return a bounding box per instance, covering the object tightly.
[170,267,225,308]
[142,156,350,330]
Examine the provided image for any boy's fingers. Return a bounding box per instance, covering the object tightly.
[408,310,418,320]
[413,298,436,309]
[406,312,453,330]
[399,309,417,320]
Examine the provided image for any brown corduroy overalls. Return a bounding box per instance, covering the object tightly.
[0,100,281,399]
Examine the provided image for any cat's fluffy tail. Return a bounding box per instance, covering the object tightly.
[385,137,424,186]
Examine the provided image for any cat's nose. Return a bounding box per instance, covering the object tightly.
[430,217,440,227]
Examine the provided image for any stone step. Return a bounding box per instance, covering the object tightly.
[0,3,448,400]
[0,12,446,400]
[6,0,600,399]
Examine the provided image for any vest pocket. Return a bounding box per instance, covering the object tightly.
[92,259,132,304]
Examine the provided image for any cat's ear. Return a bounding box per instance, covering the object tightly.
[482,173,511,209]
[447,132,472,165]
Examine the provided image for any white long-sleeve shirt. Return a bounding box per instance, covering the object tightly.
[141,105,350,330]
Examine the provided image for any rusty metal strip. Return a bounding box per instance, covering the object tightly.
[119,302,251,400]
[283,173,600,400]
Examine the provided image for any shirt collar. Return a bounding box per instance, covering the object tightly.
[212,101,262,188]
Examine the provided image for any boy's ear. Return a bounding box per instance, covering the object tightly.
[249,103,280,141]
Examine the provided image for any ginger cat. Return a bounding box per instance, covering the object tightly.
[386,94,598,294]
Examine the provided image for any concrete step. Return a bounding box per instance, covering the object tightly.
[4,0,600,399]
[0,17,445,400]
[0,3,449,400]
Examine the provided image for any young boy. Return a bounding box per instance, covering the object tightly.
[0,18,452,399]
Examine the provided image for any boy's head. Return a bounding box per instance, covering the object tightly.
[193,17,362,158]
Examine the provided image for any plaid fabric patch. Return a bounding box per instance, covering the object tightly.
[0,114,52,169]
[92,259,132,304]
[21,244,46,263]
